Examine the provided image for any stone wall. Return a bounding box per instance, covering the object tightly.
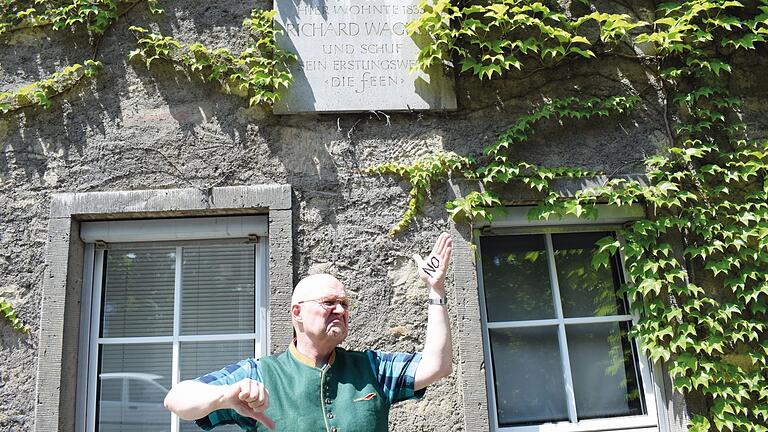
[2,1,766,431]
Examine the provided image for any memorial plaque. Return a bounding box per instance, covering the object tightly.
[273,0,457,113]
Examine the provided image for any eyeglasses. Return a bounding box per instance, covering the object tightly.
[298,297,352,310]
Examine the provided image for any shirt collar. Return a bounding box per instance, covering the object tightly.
[289,341,337,368]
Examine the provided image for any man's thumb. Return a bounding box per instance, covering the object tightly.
[412,253,425,267]
[253,413,276,431]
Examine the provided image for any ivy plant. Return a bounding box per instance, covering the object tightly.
[0,59,101,114]
[0,1,289,119]
[0,297,28,333]
[128,9,295,106]
[407,0,647,78]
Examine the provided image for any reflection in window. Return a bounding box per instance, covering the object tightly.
[95,244,261,432]
[181,245,256,335]
[129,378,169,404]
[566,321,644,419]
[98,344,171,432]
[553,232,628,318]
[102,249,176,338]
[479,231,647,427]
[490,327,568,426]
[480,235,554,321]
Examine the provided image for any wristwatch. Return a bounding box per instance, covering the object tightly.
[427,297,446,306]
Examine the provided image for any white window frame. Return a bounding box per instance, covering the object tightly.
[475,205,668,432]
[75,216,270,432]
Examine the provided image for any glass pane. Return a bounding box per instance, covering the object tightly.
[566,321,645,420]
[179,419,243,432]
[490,327,568,426]
[102,249,176,337]
[98,344,172,432]
[179,340,256,381]
[178,341,257,432]
[480,235,554,321]
[181,245,256,335]
[553,232,628,318]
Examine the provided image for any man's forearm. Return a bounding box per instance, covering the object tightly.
[164,380,227,421]
[414,288,453,390]
[412,233,453,390]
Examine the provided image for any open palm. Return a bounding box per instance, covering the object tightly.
[413,232,452,291]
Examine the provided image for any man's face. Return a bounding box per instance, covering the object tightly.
[296,278,350,344]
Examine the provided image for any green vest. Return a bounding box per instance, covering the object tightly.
[255,346,390,432]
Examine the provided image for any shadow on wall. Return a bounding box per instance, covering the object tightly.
[0,0,668,194]
[0,2,275,187]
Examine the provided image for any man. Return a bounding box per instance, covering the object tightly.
[164,233,453,431]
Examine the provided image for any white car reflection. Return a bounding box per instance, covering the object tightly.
[99,372,170,432]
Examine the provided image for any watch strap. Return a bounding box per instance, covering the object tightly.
[427,297,446,306]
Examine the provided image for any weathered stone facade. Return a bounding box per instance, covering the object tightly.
[3,1,767,431]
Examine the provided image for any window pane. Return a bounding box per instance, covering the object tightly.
[179,340,256,381]
[129,379,168,404]
[179,419,243,432]
[566,321,645,420]
[181,245,256,335]
[489,327,568,426]
[102,249,176,337]
[178,341,257,432]
[98,344,172,432]
[553,232,627,318]
[100,378,122,403]
[480,235,554,321]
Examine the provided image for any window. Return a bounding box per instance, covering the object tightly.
[77,216,269,432]
[477,224,661,432]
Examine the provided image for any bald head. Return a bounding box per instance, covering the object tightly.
[289,273,349,359]
[291,273,345,305]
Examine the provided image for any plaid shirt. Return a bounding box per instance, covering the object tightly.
[194,347,424,430]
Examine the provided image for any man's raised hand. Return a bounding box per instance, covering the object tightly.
[222,379,275,431]
[413,232,452,292]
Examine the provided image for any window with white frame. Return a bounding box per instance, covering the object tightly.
[477,220,661,432]
[76,216,269,432]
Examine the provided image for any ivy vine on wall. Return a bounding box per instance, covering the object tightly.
[0,297,28,333]
[0,0,293,115]
[128,9,294,106]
